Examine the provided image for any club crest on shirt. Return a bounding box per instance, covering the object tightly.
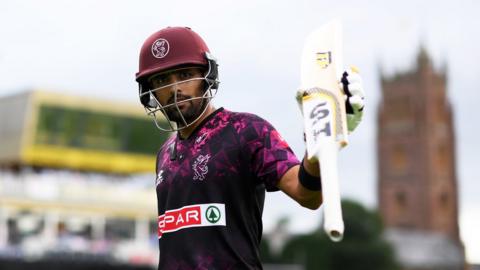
[192,154,210,181]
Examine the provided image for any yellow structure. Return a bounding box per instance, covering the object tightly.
[0,90,170,174]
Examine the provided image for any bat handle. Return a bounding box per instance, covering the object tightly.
[318,139,344,242]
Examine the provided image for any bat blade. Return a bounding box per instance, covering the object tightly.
[300,19,348,148]
[299,19,347,242]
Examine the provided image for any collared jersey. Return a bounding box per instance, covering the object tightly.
[155,108,300,270]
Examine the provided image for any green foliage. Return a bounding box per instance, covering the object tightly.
[280,232,330,270]
[341,200,383,240]
[259,238,274,263]
[261,199,399,270]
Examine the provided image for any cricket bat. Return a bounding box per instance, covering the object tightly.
[299,19,347,242]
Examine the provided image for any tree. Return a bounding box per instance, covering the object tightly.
[263,199,399,270]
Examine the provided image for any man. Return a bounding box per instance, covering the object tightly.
[135,26,364,269]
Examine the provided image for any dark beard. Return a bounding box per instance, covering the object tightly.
[164,98,207,127]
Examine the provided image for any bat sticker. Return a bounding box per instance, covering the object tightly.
[316,51,332,68]
[309,101,332,140]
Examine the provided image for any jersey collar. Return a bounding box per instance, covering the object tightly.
[177,107,225,141]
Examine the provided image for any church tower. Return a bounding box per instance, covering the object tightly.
[377,47,460,242]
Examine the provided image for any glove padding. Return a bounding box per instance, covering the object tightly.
[295,67,365,133]
[340,67,365,133]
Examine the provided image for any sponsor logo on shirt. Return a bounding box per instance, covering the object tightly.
[156,170,164,186]
[192,154,210,181]
[158,203,226,238]
[195,132,209,145]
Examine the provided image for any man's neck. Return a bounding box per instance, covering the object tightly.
[178,105,216,139]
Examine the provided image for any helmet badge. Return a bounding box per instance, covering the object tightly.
[151,38,170,59]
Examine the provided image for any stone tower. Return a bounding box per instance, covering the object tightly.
[377,47,460,241]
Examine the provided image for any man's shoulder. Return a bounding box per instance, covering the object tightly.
[222,109,275,139]
[157,134,176,153]
[223,109,270,126]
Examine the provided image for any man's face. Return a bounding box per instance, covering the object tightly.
[148,67,206,126]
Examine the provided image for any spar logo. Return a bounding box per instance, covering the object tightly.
[205,205,221,223]
[158,203,226,239]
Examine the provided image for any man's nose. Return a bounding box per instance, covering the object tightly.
[168,75,182,95]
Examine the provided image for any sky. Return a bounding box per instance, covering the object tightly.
[0,0,479,264]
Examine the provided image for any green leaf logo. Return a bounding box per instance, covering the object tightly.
[205,206,221,224]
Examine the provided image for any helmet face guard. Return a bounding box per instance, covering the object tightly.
[135,27,220,132]
[138,52,219,132]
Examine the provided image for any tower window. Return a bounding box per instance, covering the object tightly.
[395,192,406,208]
[391,144,408,173]
[440,192,449,209]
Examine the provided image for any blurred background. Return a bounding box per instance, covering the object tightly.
[0,0,479,269]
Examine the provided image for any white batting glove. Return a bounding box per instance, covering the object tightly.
[340,67,365,133]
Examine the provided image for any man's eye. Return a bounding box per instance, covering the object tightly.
[179,71,193,79]
[151,76,168,88]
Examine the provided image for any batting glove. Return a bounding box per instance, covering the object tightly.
[340,67,365,133]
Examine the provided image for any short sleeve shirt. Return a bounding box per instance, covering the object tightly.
[155,108,299,269]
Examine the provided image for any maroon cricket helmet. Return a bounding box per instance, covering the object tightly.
[135,26,220,132]
[136,26,211,83]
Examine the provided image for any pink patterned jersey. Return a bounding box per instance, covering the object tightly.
[154,108,300,269]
